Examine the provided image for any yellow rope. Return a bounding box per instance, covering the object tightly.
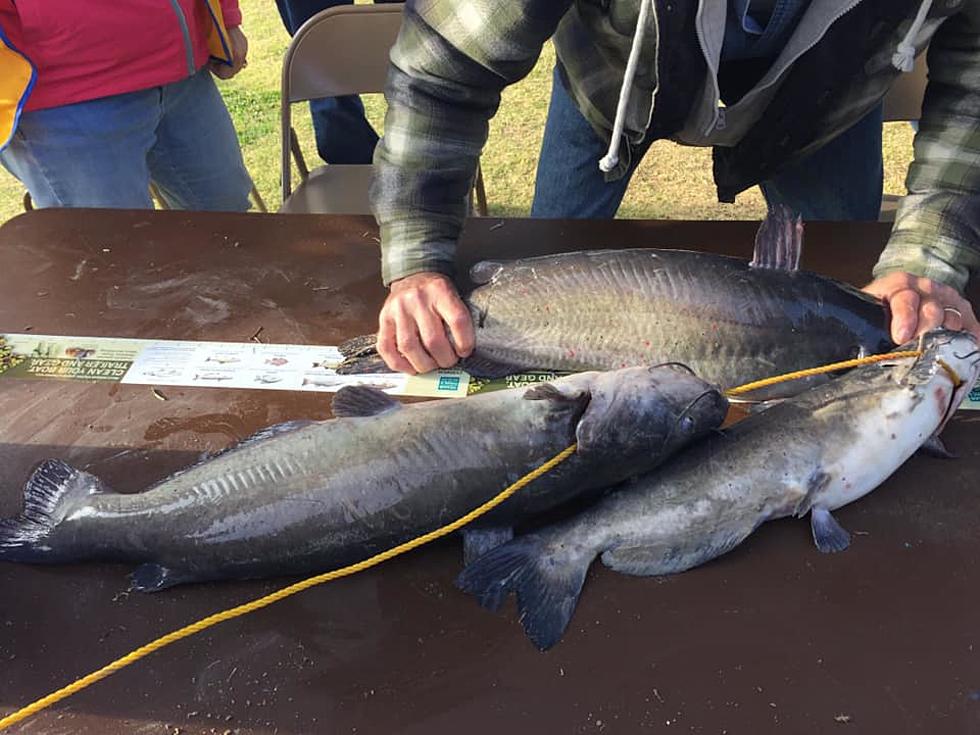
[0,347,941,731]
[0,444,578,731]
[724,350,922,397]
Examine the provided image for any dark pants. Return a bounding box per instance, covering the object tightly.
[276,0,401,165]
[531,66,884,221]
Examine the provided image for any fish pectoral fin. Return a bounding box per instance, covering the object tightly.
[749,204,803,271]
[523,382,586,403]
[461,526,514,566]
[917,434,957,460]
[810,507,851,553]
[601,529,751,577]
[331,385,402,418]
[130,563,195,593]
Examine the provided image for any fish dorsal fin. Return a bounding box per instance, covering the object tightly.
[470,260,504,285]
[237,420,315,447]
[196,420,315,466]
[332,385,402,417]
[750,204,803,271]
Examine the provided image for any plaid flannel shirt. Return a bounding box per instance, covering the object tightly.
[373,0,980,294]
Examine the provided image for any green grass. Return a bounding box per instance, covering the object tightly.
[0,0,914,225]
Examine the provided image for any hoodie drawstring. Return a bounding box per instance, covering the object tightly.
[598,0,658,173]
[599,0,928,174]
[893,0,932,72]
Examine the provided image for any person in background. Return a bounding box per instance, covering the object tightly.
[0,0,252,211]
[275,0,402,166]
[530,2,885,223]
[371,0,980,374]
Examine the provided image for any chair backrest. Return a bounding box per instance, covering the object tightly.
[281,4,403,201]
[283,4,403,103]
[882,54,928,122]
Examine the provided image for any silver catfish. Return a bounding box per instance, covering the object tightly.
[0,365,727,590]
[337,207,891,397]
[458,330,980,649]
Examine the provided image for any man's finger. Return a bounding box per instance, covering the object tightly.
[917,298,945,337]
[377,311,415,374]
[437,294,475,358]
[888,288,920,344]
[394,306,438,374]
[416,307,458,369]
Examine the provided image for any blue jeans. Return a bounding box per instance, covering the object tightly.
[0,69,251,211]
[531,66,884,221]
[276,0,398,165]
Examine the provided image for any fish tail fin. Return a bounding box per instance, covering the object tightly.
[456,533,593,650]
[335,334,393,375]
[0,459,106,562]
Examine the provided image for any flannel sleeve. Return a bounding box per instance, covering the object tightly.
[372,0,572,286]
[874,7,980,293]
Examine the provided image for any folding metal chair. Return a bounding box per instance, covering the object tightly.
[279,3,488,215]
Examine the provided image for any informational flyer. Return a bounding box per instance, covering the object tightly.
[0,333,468,398]
[1,333,978,409]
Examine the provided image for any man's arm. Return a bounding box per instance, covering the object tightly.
[867,6,980,342]
[372,0,572,373]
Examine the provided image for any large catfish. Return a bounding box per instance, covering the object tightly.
[458,330,980,650]
[339,207,890,395]
[0,365,727,590]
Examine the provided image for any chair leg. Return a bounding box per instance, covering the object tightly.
[250,182,268,213]
[22,191,32,211]
[474,162,488,217]
[290,128,310,180]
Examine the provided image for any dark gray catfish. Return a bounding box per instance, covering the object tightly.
[338,207,890,395]
[458,330,980,650]
[0,366,727,591]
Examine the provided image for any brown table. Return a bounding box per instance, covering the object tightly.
[1,209,978,735]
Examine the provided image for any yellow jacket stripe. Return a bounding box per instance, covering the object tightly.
[204,0,234,64]
[0,27,35,150]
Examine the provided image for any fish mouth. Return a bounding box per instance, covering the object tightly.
[932,346,980,434]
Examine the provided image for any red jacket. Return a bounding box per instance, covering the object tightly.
[0,0,241,113]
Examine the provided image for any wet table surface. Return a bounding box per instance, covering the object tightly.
[1,209,978,735]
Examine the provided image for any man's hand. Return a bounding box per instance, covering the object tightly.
[378,272,476,374]
[863,272,980,344]
[209,27,248,80]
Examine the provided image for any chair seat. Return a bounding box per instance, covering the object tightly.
[279,164,374,214]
